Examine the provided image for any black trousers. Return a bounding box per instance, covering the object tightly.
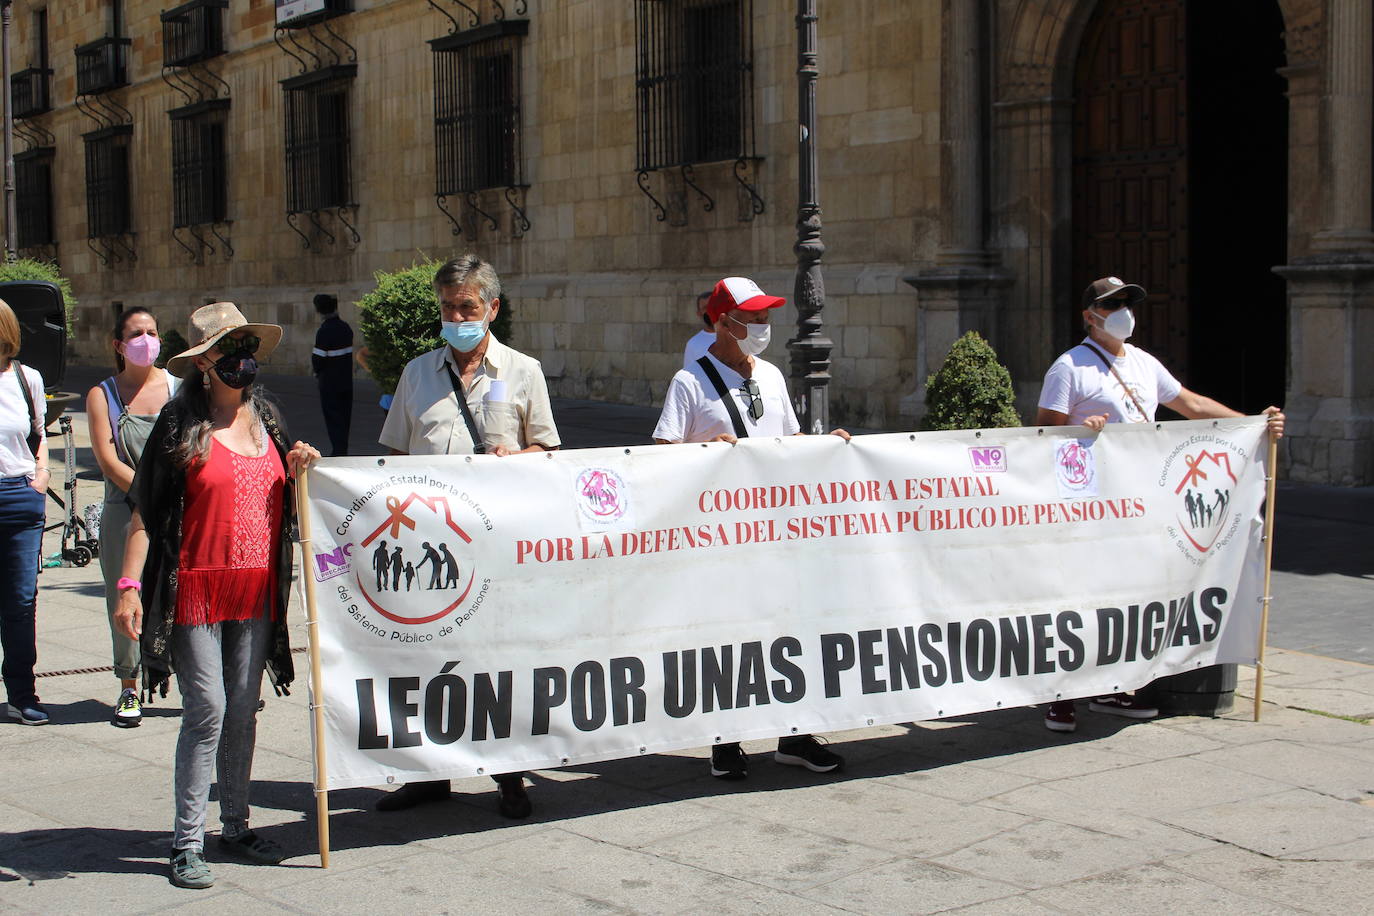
[318,385,353,457]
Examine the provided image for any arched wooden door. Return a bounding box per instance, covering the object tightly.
[1071,0,1288,411]
[1072,0,1190,376]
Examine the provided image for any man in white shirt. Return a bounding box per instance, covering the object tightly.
[681,289,714,368]
[376,254,560,817]
[1035,275,1284,733]
[655,276,846,779]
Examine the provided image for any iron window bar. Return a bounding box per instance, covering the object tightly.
[430,18,529,237]
[276,0,352,30]
[83,124,136,266]
[632,0,763,222]
[11,68,53,119]
[15,147,56,252]
[161,0,227,67]
[168,99,231,263]
[281,65,359,251]
[75,36,132,96]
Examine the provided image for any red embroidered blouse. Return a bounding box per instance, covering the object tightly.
[175,435,286,625]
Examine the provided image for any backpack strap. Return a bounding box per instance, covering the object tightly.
[696,356,748,439]
[12,361,41,457]
[100,377,131,464]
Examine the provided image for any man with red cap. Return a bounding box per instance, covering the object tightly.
[654,276,846,779]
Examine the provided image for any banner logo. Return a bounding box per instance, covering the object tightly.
[331,477,496,641]
[1162,445,1240,555]
[576,467,630,526]
[1055,440,1097,497]
[968,446,1007,473]
[313,543,353,582]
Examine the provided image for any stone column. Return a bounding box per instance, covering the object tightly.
[903,0,1010,423]
[1312,0,1374,253]
[1275,1,1374,485]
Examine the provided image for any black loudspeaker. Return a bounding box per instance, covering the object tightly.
[2,281,66,391]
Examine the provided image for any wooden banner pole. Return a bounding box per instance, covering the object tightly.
[1253,434,1280,723]
[295,467,331,867]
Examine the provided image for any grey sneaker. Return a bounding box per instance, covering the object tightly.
[170,848,214,889]
[113,688,142,727]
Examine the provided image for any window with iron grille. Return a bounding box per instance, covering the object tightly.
[15,148,55,249]
[282,68,354,213]
[11,68,52,119]
[162,0,227,68]
[75,36,130,95]
[634,0,754,170]
[431,20,526,195]
[84,125,133,237]
[170,100,228,227]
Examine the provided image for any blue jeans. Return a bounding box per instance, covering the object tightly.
[0,476,45,707]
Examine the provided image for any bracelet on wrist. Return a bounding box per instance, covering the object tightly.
[116,577,141,592]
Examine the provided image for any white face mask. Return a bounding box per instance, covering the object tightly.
[1091,306,1136,342]
[726,314,771,356]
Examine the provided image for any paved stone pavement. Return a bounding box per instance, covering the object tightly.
[2,367,1370,913]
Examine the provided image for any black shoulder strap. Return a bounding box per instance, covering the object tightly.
[445,365,487,455]
[696,356,748,439]
[12,361,40,457]
[1081,341,1148,422]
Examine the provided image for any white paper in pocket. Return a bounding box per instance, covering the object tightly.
[485,379,508,403]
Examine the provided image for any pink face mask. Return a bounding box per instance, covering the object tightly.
[121,334,161,367]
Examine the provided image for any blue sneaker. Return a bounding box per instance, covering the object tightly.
[7,701,49,725]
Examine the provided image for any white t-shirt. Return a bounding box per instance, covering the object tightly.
[1038,338,1182,424]
[0,362,45,478]
[682,329,715,368]
[654,353,800,443]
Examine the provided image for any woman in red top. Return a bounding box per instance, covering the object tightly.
[115,303,318,890]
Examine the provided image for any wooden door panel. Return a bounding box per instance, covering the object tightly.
[1072,0,1189,379]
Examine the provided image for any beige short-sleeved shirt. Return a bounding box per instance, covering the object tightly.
[379,338,561,456]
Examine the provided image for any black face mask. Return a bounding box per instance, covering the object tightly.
[211,351,259,389]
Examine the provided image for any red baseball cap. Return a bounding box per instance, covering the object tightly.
[704,277,786,323]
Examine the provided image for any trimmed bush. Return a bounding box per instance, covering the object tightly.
[157,329,190,370]
[357,258,515,395]
[922,330,1019,431]
[0,258,77,332]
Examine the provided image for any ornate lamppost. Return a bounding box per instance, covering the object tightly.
[2,0,15,261]
[787,0,830,434]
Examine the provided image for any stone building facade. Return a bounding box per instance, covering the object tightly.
[8,0,1372,484]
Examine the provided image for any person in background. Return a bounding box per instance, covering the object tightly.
[86,306,180,727]
[115,302,319,889]
[681,289,714,367]
[311,293,354,456]
[1035,275,1284,733]
[0,298,50,726]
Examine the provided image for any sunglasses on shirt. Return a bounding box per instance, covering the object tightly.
[738,379,764,421]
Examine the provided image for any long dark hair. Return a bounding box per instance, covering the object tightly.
[112,306,155,373]
[171,366,273,468]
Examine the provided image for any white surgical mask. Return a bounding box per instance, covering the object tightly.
[726,314,771,356]
[1092,306,1135,342]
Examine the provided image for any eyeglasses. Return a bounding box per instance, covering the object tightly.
[738,379,764,420]
[215,333,260,355]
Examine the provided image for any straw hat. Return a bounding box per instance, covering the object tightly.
[165,302,283,378]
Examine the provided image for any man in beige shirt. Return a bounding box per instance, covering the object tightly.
[375,253,559,819]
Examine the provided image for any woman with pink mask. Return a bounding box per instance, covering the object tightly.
[86,307,179,727]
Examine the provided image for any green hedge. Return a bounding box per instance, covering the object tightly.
[922,330,1020,431]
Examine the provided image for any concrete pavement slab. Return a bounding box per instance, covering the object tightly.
[1025,862,1301,915]
[1188,739,1374,801]
[877,760,1042,803]
[1164,844,1374,914]
[1161,787,1374,859]
[800,858,1024,915]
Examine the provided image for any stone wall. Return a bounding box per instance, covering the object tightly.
[17,0,943,431]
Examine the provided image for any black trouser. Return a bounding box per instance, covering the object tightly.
[318,385,353,457]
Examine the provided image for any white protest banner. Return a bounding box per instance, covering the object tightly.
[302,418,1270,790]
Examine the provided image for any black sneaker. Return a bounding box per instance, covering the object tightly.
[375,779,451,811]
[710,742,748,780]
[774,735,843,773]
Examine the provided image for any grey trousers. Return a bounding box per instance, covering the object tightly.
[171,616,272,851]
[98,500,140,681]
